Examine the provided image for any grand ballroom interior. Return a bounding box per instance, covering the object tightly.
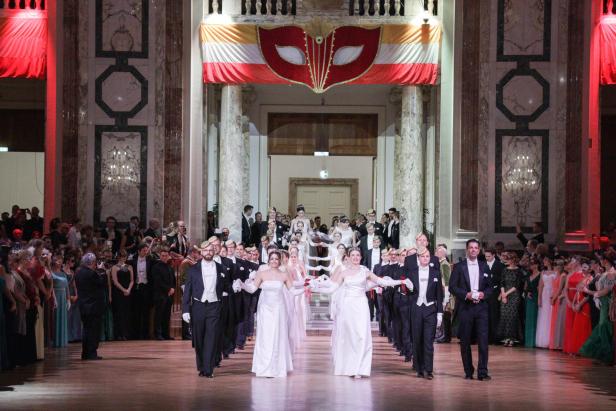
[0,0,615,410]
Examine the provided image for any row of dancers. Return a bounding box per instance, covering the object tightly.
[182,236,456,379]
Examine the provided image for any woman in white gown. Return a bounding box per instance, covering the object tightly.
[241,251,296,378]
[335,217,356,248]
[290,205,311,239]
[535,258,557,348]
[310,247,399,378]
[287,247,308,350]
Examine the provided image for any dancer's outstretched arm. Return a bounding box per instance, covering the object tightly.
[365,268,401,287]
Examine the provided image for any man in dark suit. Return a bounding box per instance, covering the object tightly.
[168,221,189,257]
[449,239,493,380]
[209,236,240,361]
[182,240,231,378]
[384,208,400,249]
[75,253,107,360]
[405,248,444,379]
[151,247,176,340]
[360,224,384,265]
[250,212,265,246]
[231,244,253,350]
[100,216,122,256]
[357,209,385,238]
[131,243,154,339]
[242,205,254,245]
[404,232,441,272]
[373,249,394,338]
[363,235,384,271]
[485,248,505,344]
[390,249,413,362]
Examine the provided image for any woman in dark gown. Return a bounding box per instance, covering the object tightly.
[111,251,134,340]
[497,253,523,346]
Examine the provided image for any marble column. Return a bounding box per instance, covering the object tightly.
[183,0,206,242]
[394,86,424,248]
[218,85,244,242]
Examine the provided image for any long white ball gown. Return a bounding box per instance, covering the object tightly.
[332,269,372,377]
[535,271,556,348]
[252,281,294,378]
[289,267,307,350]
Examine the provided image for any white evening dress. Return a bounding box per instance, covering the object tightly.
[290,267,307,348]
[252,281,294,377]
[332,268,372,377]
[535,271,556,348]
[337,227,355,248]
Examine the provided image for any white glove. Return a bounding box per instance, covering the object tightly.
[365,280,378,291]
[182,313,190,323]
[232,279,242,293]
[293,279,305,289]
[222,291,229,297]
[309,280,339,294]
[242,279,259,294]
[404,278,414,292]
[248,270,256,280]
[437,313,443,328]
[376,276,401,288]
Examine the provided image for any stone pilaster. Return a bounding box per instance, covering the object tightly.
[218,85,244,241]
[394,85,424,248]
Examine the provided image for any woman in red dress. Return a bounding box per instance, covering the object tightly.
[563,260,581,354]
[568,266,593,355]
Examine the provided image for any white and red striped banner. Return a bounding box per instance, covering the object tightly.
[201,23,440,93]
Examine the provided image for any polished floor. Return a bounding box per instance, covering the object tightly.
[0,335,615,411]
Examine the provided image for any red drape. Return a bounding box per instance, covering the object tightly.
[0,9,47,79]
[600,16,616,85]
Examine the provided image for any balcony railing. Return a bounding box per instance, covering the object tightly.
[206,0,438,21]
[0,0,45,10]
[242,0,297,15]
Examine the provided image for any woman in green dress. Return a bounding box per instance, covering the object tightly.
[580,257,616,364]
[524,258,541,348]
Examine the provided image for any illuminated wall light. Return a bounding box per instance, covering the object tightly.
[0,147,8,152]
[314,151,329,157]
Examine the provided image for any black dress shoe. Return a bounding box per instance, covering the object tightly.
[164,336,174,340]
[426,373,434,380]
[205,373,214,378]
[155,336,164,341]
[237,345,245,350]
[198,371,205,377]
[416,372,425,378]
[464,375,474,380]
[223,354,229,359]
[478,375,491,381]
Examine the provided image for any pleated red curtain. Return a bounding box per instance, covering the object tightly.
[0,8,47,79]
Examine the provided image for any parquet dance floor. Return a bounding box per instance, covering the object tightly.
[0,336,615,411]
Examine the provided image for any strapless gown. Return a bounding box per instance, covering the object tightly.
[252,281,293,378]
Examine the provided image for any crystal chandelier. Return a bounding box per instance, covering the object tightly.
[101,145,139,194]
[503,153,540,226]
